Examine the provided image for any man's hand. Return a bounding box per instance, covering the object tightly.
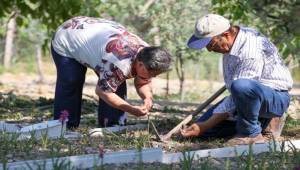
[181,113,229,138]
[96,85,148,117]
[134,77,153,111]
[143,98,153,111]
[181,123,201,137]
[132,105,149,117]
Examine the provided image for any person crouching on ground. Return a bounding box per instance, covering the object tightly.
[181,14,293,145]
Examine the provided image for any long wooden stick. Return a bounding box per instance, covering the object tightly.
[160,85,226,141]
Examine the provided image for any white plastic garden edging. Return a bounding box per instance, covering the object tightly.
[89,123,147,137]
[3,148,163,170]
[0,120,66,140]
[2,140,300,169]
[162,139,300,163]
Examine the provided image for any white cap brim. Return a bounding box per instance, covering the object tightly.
[187,35,212,49]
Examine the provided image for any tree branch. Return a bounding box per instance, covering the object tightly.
[139,0,156,16]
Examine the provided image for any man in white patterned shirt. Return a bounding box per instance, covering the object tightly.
[51,16,173,128]
[181,14,293,145]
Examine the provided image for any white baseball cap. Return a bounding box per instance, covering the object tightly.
[187,14,230,49]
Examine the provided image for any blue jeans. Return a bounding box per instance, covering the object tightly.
[197,79,290,137]
[51,46,127,128]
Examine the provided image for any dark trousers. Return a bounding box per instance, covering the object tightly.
[197,79,290,138]
[51,46,127,128]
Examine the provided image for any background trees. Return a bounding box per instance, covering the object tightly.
[0,0,102,69]
[211,0,300,67]
[0,0,299,99]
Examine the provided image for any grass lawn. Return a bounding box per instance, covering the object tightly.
[1,91,300,169]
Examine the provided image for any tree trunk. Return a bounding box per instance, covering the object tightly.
[165,72,169,96]
[151,26,170,97]
[4,14,17,68]
[175,49,185,101]
[35,44,45,83]
[154,33,171,97]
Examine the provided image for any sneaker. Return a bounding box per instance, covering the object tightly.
[226,133,266,146]
[262,114,286,140]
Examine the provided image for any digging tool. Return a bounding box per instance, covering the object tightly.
[157,85,227,142]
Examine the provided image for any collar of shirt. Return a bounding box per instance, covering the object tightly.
[228,26,247,57]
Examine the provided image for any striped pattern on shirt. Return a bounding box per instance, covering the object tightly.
[213,26,293,115]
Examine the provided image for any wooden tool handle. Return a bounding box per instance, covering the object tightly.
[161,114,193,141]
[161,85,226,141]
[192,85,226,116]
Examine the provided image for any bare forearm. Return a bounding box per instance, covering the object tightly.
[95,86,134,113]
[135,83,153,111]
[197,113,229,135]
[134,77,153,100]
[137,84,153,100]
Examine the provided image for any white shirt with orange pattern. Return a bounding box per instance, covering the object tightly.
[52,16,149,92]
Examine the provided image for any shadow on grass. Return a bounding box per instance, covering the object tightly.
[0,92,97,123]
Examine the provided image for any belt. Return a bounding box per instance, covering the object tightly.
[275,89,288,92]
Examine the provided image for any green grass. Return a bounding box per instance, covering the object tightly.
[1,91,300,169]
[0,92,97,123]
[285,116,300,129]
[2,128,300,170]
[0,59,37,75]
[153,92,207,102]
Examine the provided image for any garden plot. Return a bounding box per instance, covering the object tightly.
[0,120,67,140]
[1,91,300,169]
[3,139,300,169]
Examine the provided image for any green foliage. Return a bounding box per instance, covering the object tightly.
[0,0,221,82]
[1,92,300,168]
[0,0,103,53]
[93,0,216,82]
[211,0,300,63]
[93,0,207,55]
[284,116,300,129]
[1,0,299,81]
[180,151,195,170]
[0,0,100,30]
